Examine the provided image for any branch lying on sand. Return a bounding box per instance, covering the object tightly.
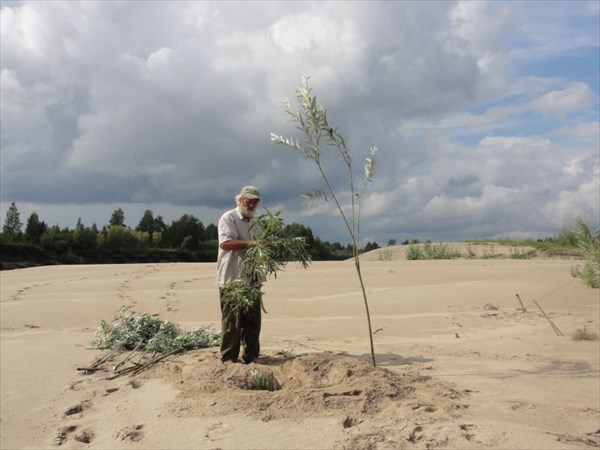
[77,348,120,374]
[79,307,220,379]
[107,349,182,380]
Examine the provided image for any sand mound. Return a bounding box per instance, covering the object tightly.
[137,350,475,449]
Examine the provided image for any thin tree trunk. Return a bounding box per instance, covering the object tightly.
[355,257,376,366]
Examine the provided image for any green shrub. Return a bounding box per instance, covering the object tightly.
[405,243,424,260]
[427,243,462,259]
[570,218,599,288]
[571,326,599,341]
[482,246,502,259]
[465,245,477,259]
[405,242,461,260]
[377,248,394,261]
[509,247,536,259]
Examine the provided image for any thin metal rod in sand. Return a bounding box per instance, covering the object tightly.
[533,299,564,336]
[515,293,527,312]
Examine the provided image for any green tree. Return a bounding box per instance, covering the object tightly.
[40,227,75,260]
[271,76,378,366]
[2,202,23,242]
[285,222,315,246]
[155,215,167,231]
[204,223,218,241]
[104,225,141,251]
[73,218,98,251]
[136,210,155,233]
[109,208,126,227]
[24,212,47,244]
[363,242,380,252]
[136,209,166,244]
[163,214,205,249]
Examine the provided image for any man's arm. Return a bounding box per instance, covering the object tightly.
[220,239,257,251]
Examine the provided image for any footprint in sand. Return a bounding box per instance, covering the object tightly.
[459,424,477,442]
[7,284,38,302]
[205,422,232,441]
[116,265,160,306]
[64,403,84,417]
[66,379,89,392]
[63,399,93,419]
[159,276,201,312]
[53,425,95,446]
[74,429,95,444]
[53,425,77,446]
[102,387,119,396]
[115,424,144,441]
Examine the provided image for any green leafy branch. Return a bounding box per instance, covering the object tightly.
[221,209,311,315]
[80,307,220,378]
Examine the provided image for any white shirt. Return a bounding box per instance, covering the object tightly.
[216,206,253,286]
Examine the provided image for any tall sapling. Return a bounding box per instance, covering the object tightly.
[271,76,378,366]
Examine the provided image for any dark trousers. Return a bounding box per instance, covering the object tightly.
[219,289,261,363]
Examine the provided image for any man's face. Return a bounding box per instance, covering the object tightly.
[240,197,260,219]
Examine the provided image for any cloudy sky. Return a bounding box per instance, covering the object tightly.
[1,0,599,244]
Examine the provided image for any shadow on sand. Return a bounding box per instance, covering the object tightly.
[355,353,434,367]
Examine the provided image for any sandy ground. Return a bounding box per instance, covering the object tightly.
[1,246,599,449]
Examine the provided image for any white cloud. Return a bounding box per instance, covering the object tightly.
[550,121,600,140]
[542,163,600,228]
[532,82,595,117]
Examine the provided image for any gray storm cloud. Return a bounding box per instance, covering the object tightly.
[1,1,598,242]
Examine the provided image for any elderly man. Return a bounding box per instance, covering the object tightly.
[216,186,262,364]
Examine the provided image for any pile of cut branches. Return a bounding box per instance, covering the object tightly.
[221,209,311,315]
[79,307,220,379]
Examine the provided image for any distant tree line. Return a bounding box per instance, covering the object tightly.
[0,202,382,268]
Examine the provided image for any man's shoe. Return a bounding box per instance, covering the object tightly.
[243,357,266,365]
[221,358,238,365]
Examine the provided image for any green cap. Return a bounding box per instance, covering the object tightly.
[240,186,261,200]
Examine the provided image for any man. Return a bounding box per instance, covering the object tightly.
[216,186,262,364]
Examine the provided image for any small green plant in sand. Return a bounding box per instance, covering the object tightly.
[83,307,220,378]
[465,245,477,259]
[271,76,378,366]
[220,209,311,315]
[378,248,394,261]
[406,242,462,260]
[482,246,502,259]
[509,247,537,259]
[571,326,599,341]
[248,369,282,391]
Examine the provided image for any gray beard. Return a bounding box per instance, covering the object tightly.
[240,206,256,220]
